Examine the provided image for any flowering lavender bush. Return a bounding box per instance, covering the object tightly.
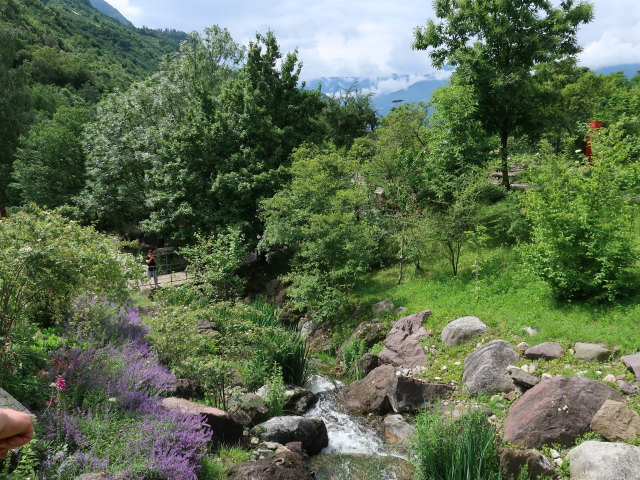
[35,299,212,480]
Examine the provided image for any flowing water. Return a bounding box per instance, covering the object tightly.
[303,375,414,480]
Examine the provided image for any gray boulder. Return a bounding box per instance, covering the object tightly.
[524,342,564,360]
[359,352,380,377]
[462,340,518,395]
[256,416,328,455]
[372,299,395,316]
[441,316,488,347]
[229,393,270,425]
[159,397,244,443]
[379,310,431,369]
[228,451,314,480]
[384,414,416,445]
[567,441,640,480]
[0,387,31,414]
[498,449,558,480]
[503,376,623,448]
[621,352,640,381]
[574,342,611,362]
[507,367,540,390]
[283,387,318,416]
[341,365,452,415]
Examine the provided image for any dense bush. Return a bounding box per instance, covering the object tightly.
[413,409,502,480]
[523,143,638,301]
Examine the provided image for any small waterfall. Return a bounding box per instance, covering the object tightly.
[303,375,414,480]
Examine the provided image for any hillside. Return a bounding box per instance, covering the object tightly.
[88,0,132,25]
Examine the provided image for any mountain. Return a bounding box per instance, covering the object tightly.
[88,0,132,26]
[595,63,640,77]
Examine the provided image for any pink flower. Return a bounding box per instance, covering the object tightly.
[55,375,66,392]
[46,396,57,407]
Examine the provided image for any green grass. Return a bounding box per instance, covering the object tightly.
[351,246,640,354]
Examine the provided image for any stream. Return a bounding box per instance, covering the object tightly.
[302,375,414,480]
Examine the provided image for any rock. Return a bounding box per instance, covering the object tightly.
[338,321,387,359]
[159,397,244,443]
[174,378,204,399]
[284,441,303,455]
[283,387,318,416]
[590,399,640,442]
[574,342,611,362]
[75,474,109,480]
[299,319,318,341]
[603,374,617,383]
[524,342,565,360]
[256,416,328,455]
[307,321,333,353]
[621,352,640,380]
[498,448,558,480]
[516,342,530,351]
[462,340,519,395]
[359,353,380,377]
[503,376,623,448]
[228,451,314,480]
[618,380,638,395]
[440,316,488,347]
[384,414,416,444]
[229,393,270,425]
[394,306,408,315]
[567,441,640,480]
[379,310,431,369]
[523,327,539,336]
[372,299,395,316]
[196,319,217,334]
[508,369,540,390]
[0,387,31,414]
[341,365,452,415]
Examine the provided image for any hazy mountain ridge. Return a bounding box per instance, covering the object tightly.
[88,0,132,26]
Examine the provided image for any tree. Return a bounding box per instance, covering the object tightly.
[11,105,92,207]
[414,0,593,189]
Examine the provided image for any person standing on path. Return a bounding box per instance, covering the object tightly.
[146,249,159,288]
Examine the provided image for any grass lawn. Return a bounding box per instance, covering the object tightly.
[351,246,640,354]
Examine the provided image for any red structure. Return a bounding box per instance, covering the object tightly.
[0,206,7,218]
[585,120,602,164]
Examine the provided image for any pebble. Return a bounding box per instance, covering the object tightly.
[440,365,447,371]
[603,374,616,382]
[541,373,553,379]
[454,361,461,366]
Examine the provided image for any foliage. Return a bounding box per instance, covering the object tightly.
[321,83,379,148]
[413,408,502,480]
[522,141,638,301]
[414,0,593,188]
[181,228,249,301]
[0,206,138,337]
[264,363,286,417]
[260,143,381,319]
[343,338,366,381]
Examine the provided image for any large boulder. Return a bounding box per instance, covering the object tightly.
[440,316,487,347]
[503,376,623,448]
[359,353,380,377]
[462,340,518,395]
[341,365,452,415]
[256,416,328,455]
[567,441,640,480]
[159,397,243,443]
[283,387,318,416]
[379,310,431,369]
[228,451,314,480]
[228,393,270,425]
[498,449,558,480]
[524,342,564,360]
[590,399,640,442]
[621,352,640,381]
[574,342,611,362]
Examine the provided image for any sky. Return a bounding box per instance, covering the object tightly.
[107,0,640,85]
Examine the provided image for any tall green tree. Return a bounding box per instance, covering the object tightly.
[414,0,593,189]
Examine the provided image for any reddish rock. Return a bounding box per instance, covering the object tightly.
[160,397,243,443]
[503,376,622,448]
[379,310,431,369]
[524,342,565,360]
[621,352,640,381]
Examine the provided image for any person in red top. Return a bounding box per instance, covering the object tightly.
[146,249,159,288]
[0,408,34,459]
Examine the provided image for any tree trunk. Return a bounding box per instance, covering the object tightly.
[397,232,405,285]
[501,130,511,191]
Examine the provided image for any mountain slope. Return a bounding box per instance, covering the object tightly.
[88,0,132,26]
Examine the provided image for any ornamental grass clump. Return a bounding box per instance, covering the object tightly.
[413,408,502,480]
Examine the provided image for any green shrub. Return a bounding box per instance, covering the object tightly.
[413,409,502,480]
[523,145,637,301]
[343,339,366,381]
[264,363,286,417]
